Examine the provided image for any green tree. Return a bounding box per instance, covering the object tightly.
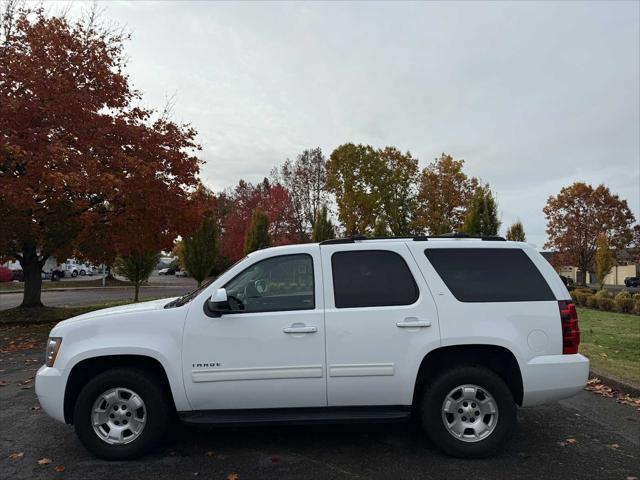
[595,233,613,287]
[244,209,271,254]
[462,185,501,236]
[326,143,380,235]
[416,154,479,235]
[505,221,526,242]
[311,205,335,242]
[326,144,418,236]
[180,212,218,286]
[377,147,419,235]
[113,250,160,302]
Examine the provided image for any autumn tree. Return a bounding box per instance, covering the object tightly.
[311,205,335,242]
[326,144,418,236]
[0,5,202,307]
[505,221,526,242]
[271,147,327,240]
[326,144,379,235]
[416,154,479,235]
[377,147,419,235]
[113,251,160,302]
[218,179,297,262]
[595,233,613,287]
[244,209,271,255]
[461,185,501,236]
[543,183,635,285]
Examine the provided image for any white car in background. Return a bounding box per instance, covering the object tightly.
[36,235,588,460]
[63,260,94,277]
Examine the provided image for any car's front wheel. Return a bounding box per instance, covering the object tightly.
[74,368,170,460]
[420,365,516,458]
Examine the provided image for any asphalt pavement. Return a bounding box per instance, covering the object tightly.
[0,286,194,310]
[0,322,638,480]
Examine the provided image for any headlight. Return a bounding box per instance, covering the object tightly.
[45,337,62,367]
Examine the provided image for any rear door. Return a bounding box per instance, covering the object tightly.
[407,243,562,361]
[321,241,441,406]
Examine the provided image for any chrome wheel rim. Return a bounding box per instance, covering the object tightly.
[91,387,147,445]
[441,384,499,443]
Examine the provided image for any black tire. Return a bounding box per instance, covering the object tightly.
[71,270,78,277]
[73,368,170,460]
[420,365,516,458]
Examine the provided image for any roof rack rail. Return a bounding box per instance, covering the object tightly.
[435,233,506,241]
[320,232,506,245]
[319,233,506,245]
[319,235,429,245]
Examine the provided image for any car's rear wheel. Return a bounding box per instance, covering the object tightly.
[420,365,516,458]
[74,368,170,460]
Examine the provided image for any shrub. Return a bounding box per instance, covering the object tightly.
[597,297,614,311]
[585,294,598,309]
[569,290,579,303]
[574,290,591,306]
[614,291,634,313]
[634,299,640,316]
[595,289,613,300]
[633,293,640,302]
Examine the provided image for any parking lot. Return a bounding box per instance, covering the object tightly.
[0,322,638,480]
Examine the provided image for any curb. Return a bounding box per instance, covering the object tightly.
[589,369,640,397]
[0,285,189,295]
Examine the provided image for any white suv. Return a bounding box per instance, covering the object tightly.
[36,235,588,459]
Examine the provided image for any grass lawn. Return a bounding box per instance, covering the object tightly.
[578,307,640,387]
[0,300,139,325]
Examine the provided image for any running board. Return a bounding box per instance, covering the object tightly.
[179,406,412,426]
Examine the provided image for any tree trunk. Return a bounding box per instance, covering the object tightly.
[20,250,44,308]
[134,282,140,302]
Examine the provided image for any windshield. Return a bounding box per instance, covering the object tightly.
[163,256,248,309]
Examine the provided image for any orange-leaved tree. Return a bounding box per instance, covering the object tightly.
[543,182,635,285]
[0,4,203,307]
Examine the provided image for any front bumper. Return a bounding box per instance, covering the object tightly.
[35,365,67,423]
[521,353,589,406]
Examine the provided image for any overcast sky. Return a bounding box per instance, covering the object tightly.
[65,1,639,248]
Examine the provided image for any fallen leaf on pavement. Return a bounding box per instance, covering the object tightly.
[205,451,215,457]
[227,474,239,480]
[0,380,9,387]
[609,443,620,449]
[37,458,52,465]
[565,438,577,444]
[55,466,65,472]
[9,452,24,459]
[31,405,41,411]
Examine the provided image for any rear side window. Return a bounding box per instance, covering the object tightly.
[424,248,554,302]
[332,250,419,308]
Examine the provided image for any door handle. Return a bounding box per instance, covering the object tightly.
[283,325,318,334]
[396,319,431,328]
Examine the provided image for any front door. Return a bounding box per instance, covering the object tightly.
[321,242,441,406]
[182,247,327,410]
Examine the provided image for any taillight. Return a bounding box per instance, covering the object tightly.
[558,300,580,354]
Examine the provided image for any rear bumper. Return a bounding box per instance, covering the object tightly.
[35,365,66,423]
[521,354,589,407]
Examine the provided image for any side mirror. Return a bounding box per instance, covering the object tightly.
[211,288,228,303]
[208,288,230,316]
